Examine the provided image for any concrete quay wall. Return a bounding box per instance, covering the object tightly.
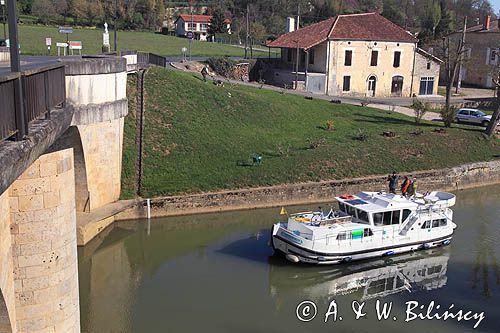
[116,160,500,219]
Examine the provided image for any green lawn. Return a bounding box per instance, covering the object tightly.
[15,24,271,57]
[121,68,499,198]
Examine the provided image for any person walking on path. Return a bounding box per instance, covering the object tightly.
[387,171,399,194]
[201,65,209,82]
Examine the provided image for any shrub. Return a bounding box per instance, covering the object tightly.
[207,56,236,77]
[326,120,334,131]
[307,137,326,149]
[411,99,430,125]
[353,128,368,141]
[440,106,456,128]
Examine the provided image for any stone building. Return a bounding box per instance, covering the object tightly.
[266,13,442,97]
[447,16,499,88]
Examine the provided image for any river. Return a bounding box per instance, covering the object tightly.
[78,185,500,332]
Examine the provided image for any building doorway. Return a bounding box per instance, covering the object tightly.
[391,76,404,97]
[367,76,377,97]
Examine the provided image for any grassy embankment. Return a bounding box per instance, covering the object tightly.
[15,25,270,57]
[121,68,499,199]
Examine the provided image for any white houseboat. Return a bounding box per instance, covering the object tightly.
[271,191,457,264]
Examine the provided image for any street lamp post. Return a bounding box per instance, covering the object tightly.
[113,0,118,52]
[7,0,27,140]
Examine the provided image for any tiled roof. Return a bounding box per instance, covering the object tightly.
[177,14,213,23]
[464,19,499,33]
[267,13,417,50]
[267,17,335,50]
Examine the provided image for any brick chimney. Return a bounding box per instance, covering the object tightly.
[483,15,491,30]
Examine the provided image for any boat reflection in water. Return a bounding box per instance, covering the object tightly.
[269,248,450,302]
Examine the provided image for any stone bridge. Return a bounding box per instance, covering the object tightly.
[0,56,129,332]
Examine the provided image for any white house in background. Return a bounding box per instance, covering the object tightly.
[175,14,212,41]
[267,13,442,97]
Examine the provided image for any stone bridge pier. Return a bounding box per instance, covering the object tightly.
[0,56,128,332]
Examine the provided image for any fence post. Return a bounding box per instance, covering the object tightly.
[44,70,51,119]
[14,76,27,140]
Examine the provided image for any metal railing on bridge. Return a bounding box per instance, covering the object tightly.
[120,50,168,72]
[0,64,66,142]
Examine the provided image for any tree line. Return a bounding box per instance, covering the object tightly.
[13,0,499,43]
[17,0,166,30]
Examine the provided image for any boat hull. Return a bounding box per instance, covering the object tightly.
[271,224,453,265]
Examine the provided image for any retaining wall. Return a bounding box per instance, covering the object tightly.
[116,160,500,220]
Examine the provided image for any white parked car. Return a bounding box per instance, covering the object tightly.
[455,108,491,127]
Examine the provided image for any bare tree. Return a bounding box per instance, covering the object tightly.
[485,67,500,137]
[440,17,468,110]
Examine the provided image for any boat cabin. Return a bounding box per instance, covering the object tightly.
[336,192,418,227]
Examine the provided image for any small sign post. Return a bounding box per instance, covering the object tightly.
[181,47,187,62]
[56,42,68,56]
[186,31,194,61]
[58,26,73,54]
[45,37,51,55]
[68,41,82,55]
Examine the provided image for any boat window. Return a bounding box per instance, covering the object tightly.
[383,211,392,225]
[373,212,383,226]
[392,210,401,224]
[356,209,369,224]
[402,209,412,222]
[339,202,346,212]
[428,265,443,274]
[438,218,447,227]
[364,228,373,237]
[421,220,431,229]
[336,232,347,240]
[431,219,439,228]
[346,205,356,216]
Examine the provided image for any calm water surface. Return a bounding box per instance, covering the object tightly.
[78,186,500,332]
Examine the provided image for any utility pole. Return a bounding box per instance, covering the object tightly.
[296,3,300,30]
[189,6,193,61]
[1,0,6,40]
[113,0,118,52]
[245,3,249,59]
[455,16,467,94]
[295,40,299,90]
[7,0,26,140]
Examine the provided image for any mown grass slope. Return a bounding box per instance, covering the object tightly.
[16,25,269,57]
[121,68,499,198]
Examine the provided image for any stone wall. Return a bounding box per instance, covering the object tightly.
[62,56,127,212]
[8,149,80,333]
[76,119,124,211]
[413,51,441,96]
[0,192,16,333]
[447,31,498,88]
[116,160,500,220]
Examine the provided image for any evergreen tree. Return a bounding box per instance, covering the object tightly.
[382,0,405,27]
[208,7,226,35]
[435,0,454,38]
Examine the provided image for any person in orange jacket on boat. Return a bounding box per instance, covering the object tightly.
[401,176,411,196]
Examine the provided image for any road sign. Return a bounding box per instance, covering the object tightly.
[69,41,82,49]
[45,37,52,46]
[186,31,194,40]
[59,26,73,34]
